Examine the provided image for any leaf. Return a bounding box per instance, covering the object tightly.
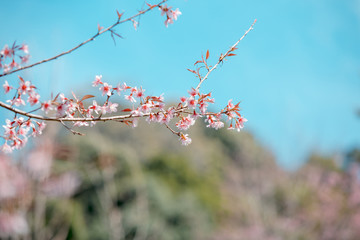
[71,91,78,101]
[227,53,237,57]
[18,76,24,83]
[194,60,203,66]
[53,93,60,102]
[80,95,95,102]
[206,50,210,60]
[146,3,156,9]
[187,69,197,74]
[97,24,103,32]
[116,10,123,20]
[122,108,132,112]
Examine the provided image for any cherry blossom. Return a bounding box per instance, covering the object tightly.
[19,44,29,54]
[41,100,53,114]
[99,82,113,96]
[3,80,12,93]
[179,133,192,146]
[27,93,40,106]
[92,75,103,87]
[89,100,101,114]
[0,45,13,58]
[0,3,254,153]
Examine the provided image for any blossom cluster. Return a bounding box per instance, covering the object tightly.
[0,43,29,74]
[0,2,251,153]
[158,4,181,27]
[1,72,247,152]
[1,77,46,153]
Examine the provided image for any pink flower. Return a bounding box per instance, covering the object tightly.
[227,99,235,109]
[121,82,131,90]
[36,121,46,135]
[187,97,197,109]
[20,55,30,64]
[179,133,192,146]
[41,100,53,114]
[73,121,89,127]
[88,100,101,114]
[160,4,171,16]
[59,93,68,103]
[131,118,138,128]
[9,59,18,70]
[140,103,152,114]
[146,113,156,123]
[17,126,29,136]
[19,80,31,95]
[19,44,29,54]
[172,8,181,21]
[114,83,124,95]
[188,88,198,97]
[134,87,145,98]
[131,108,143,117]
[7,96,25,106]
[100,105,108,115]
[107,102,118,113]
[176,115,195,130]
[234,117,247,132]
[125,94,136,103]
[164,18,173,27]
[3,81,12,93]
[56,103,68,117]
[1,142,13,154]
[199,102,208,114]
[132,19,138,30]
[1,45,13,58]
[27,93,40,106]
[191,110,201,120]
[92,75,103,87]
[99,82,112,96]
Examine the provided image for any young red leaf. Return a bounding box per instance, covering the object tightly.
[187,69,197,74]
[227,53,237,57]
[206,50,210,60]
[122,108,132,112]
[146,3,156,9]
[53,93,60,102]
[194,60,203,66]
[116,10,123,20]
[97,24,103,32]
[18,76,25,83]
[80,95,95,102]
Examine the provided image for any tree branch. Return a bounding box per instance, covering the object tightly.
[195,19,257,92]
[0,0,168,78]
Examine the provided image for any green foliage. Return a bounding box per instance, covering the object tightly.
[38,120,360,240]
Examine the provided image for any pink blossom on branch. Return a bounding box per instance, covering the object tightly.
[3,81,12,93]
[0,4,254,153]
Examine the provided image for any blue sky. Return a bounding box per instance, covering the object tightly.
[1,0,360,169]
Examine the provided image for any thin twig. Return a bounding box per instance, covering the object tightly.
[59,120,84,136]
[0,0,168,78]
[195,19,257,92]
[163,123,180,136]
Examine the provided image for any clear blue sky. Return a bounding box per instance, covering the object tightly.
[1,0,359,169]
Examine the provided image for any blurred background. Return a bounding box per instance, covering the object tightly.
[1,0,360,239]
